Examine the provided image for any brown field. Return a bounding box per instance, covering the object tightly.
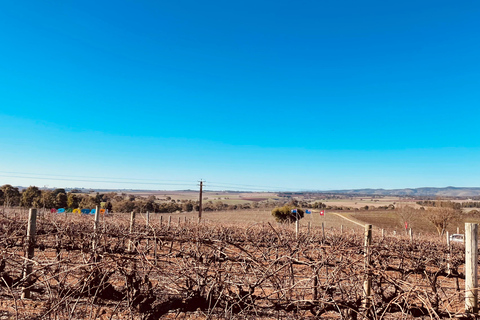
[150,209,366,235]
[126,191,281,205]
[1,205,479,319]
[318,196,409,208]
[153,207,480,238]
[120,191,417,208]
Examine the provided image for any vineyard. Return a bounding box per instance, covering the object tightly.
[0,210,474,319]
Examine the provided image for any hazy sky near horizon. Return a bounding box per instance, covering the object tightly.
[1,1,480,191]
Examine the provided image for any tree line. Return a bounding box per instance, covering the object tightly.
[1,184,407,214]
[0,185,292,213]
[415,199,480,209]
[0,185,198,213]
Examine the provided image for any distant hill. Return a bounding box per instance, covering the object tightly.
[324,187,480,197]
[14,185,480,197]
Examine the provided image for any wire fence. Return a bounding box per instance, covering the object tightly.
[0,209,472,319]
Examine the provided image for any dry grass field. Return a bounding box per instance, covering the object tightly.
[126,191,281,205]
[149,207,480,238]
[316,196,412,208]
[100,204,480,242]
[148,209,365,233]
[124,191,419,209]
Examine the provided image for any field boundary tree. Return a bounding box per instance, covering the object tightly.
[271,205,304,223]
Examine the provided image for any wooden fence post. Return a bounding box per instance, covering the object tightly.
[93,206,100,250]
[381,228,384,240]
[409,228,413,242]
[94,206,100,231]
[322,222,325,240]
[168,216,171,228]
[307,221,311,235]
[128,211,136,252]
[465,223,478,313]
[363,224,372,310]
[446,231,451,275]
[22,208,37,299]
[295,219,299,239]
[160,215,163,226]
[102,208,106,233]
[146,211,150,251]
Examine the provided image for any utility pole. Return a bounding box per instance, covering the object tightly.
[198,180,203,223]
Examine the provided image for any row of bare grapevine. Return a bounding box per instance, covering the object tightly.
[0,210,471,319]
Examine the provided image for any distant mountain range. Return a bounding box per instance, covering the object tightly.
[19,185,480,197]
[324,187,480,197]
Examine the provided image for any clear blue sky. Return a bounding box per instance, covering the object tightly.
[1,0,479,191]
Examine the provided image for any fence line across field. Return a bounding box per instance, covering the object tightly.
[17,207,480,316]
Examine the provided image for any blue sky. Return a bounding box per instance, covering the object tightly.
[1,0,479,191]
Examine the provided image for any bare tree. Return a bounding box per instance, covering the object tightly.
[425,206,461,236]
[396,205,417,234]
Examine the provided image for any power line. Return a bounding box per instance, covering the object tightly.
[0,171,291,191]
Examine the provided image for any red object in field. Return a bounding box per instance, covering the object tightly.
[320,210,325,216]
[405,221,408,230]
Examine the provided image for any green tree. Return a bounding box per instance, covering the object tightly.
[105,201,113,212]
[21,186,42,208]
[52,188,66,197]
[271,205,304,223]
[157,202,181,213]
[94,193,103,205]
[313,201,326,209]
[41,190,56,209]
[112,199,136,213]
[79,195,97,209]
[1,184,21,207]
[214,201,225,211]
[55,193,68,208]
[67,193,80,209]
[182,201,194,212]
[136,199,155,212]
[103,192,117,202]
